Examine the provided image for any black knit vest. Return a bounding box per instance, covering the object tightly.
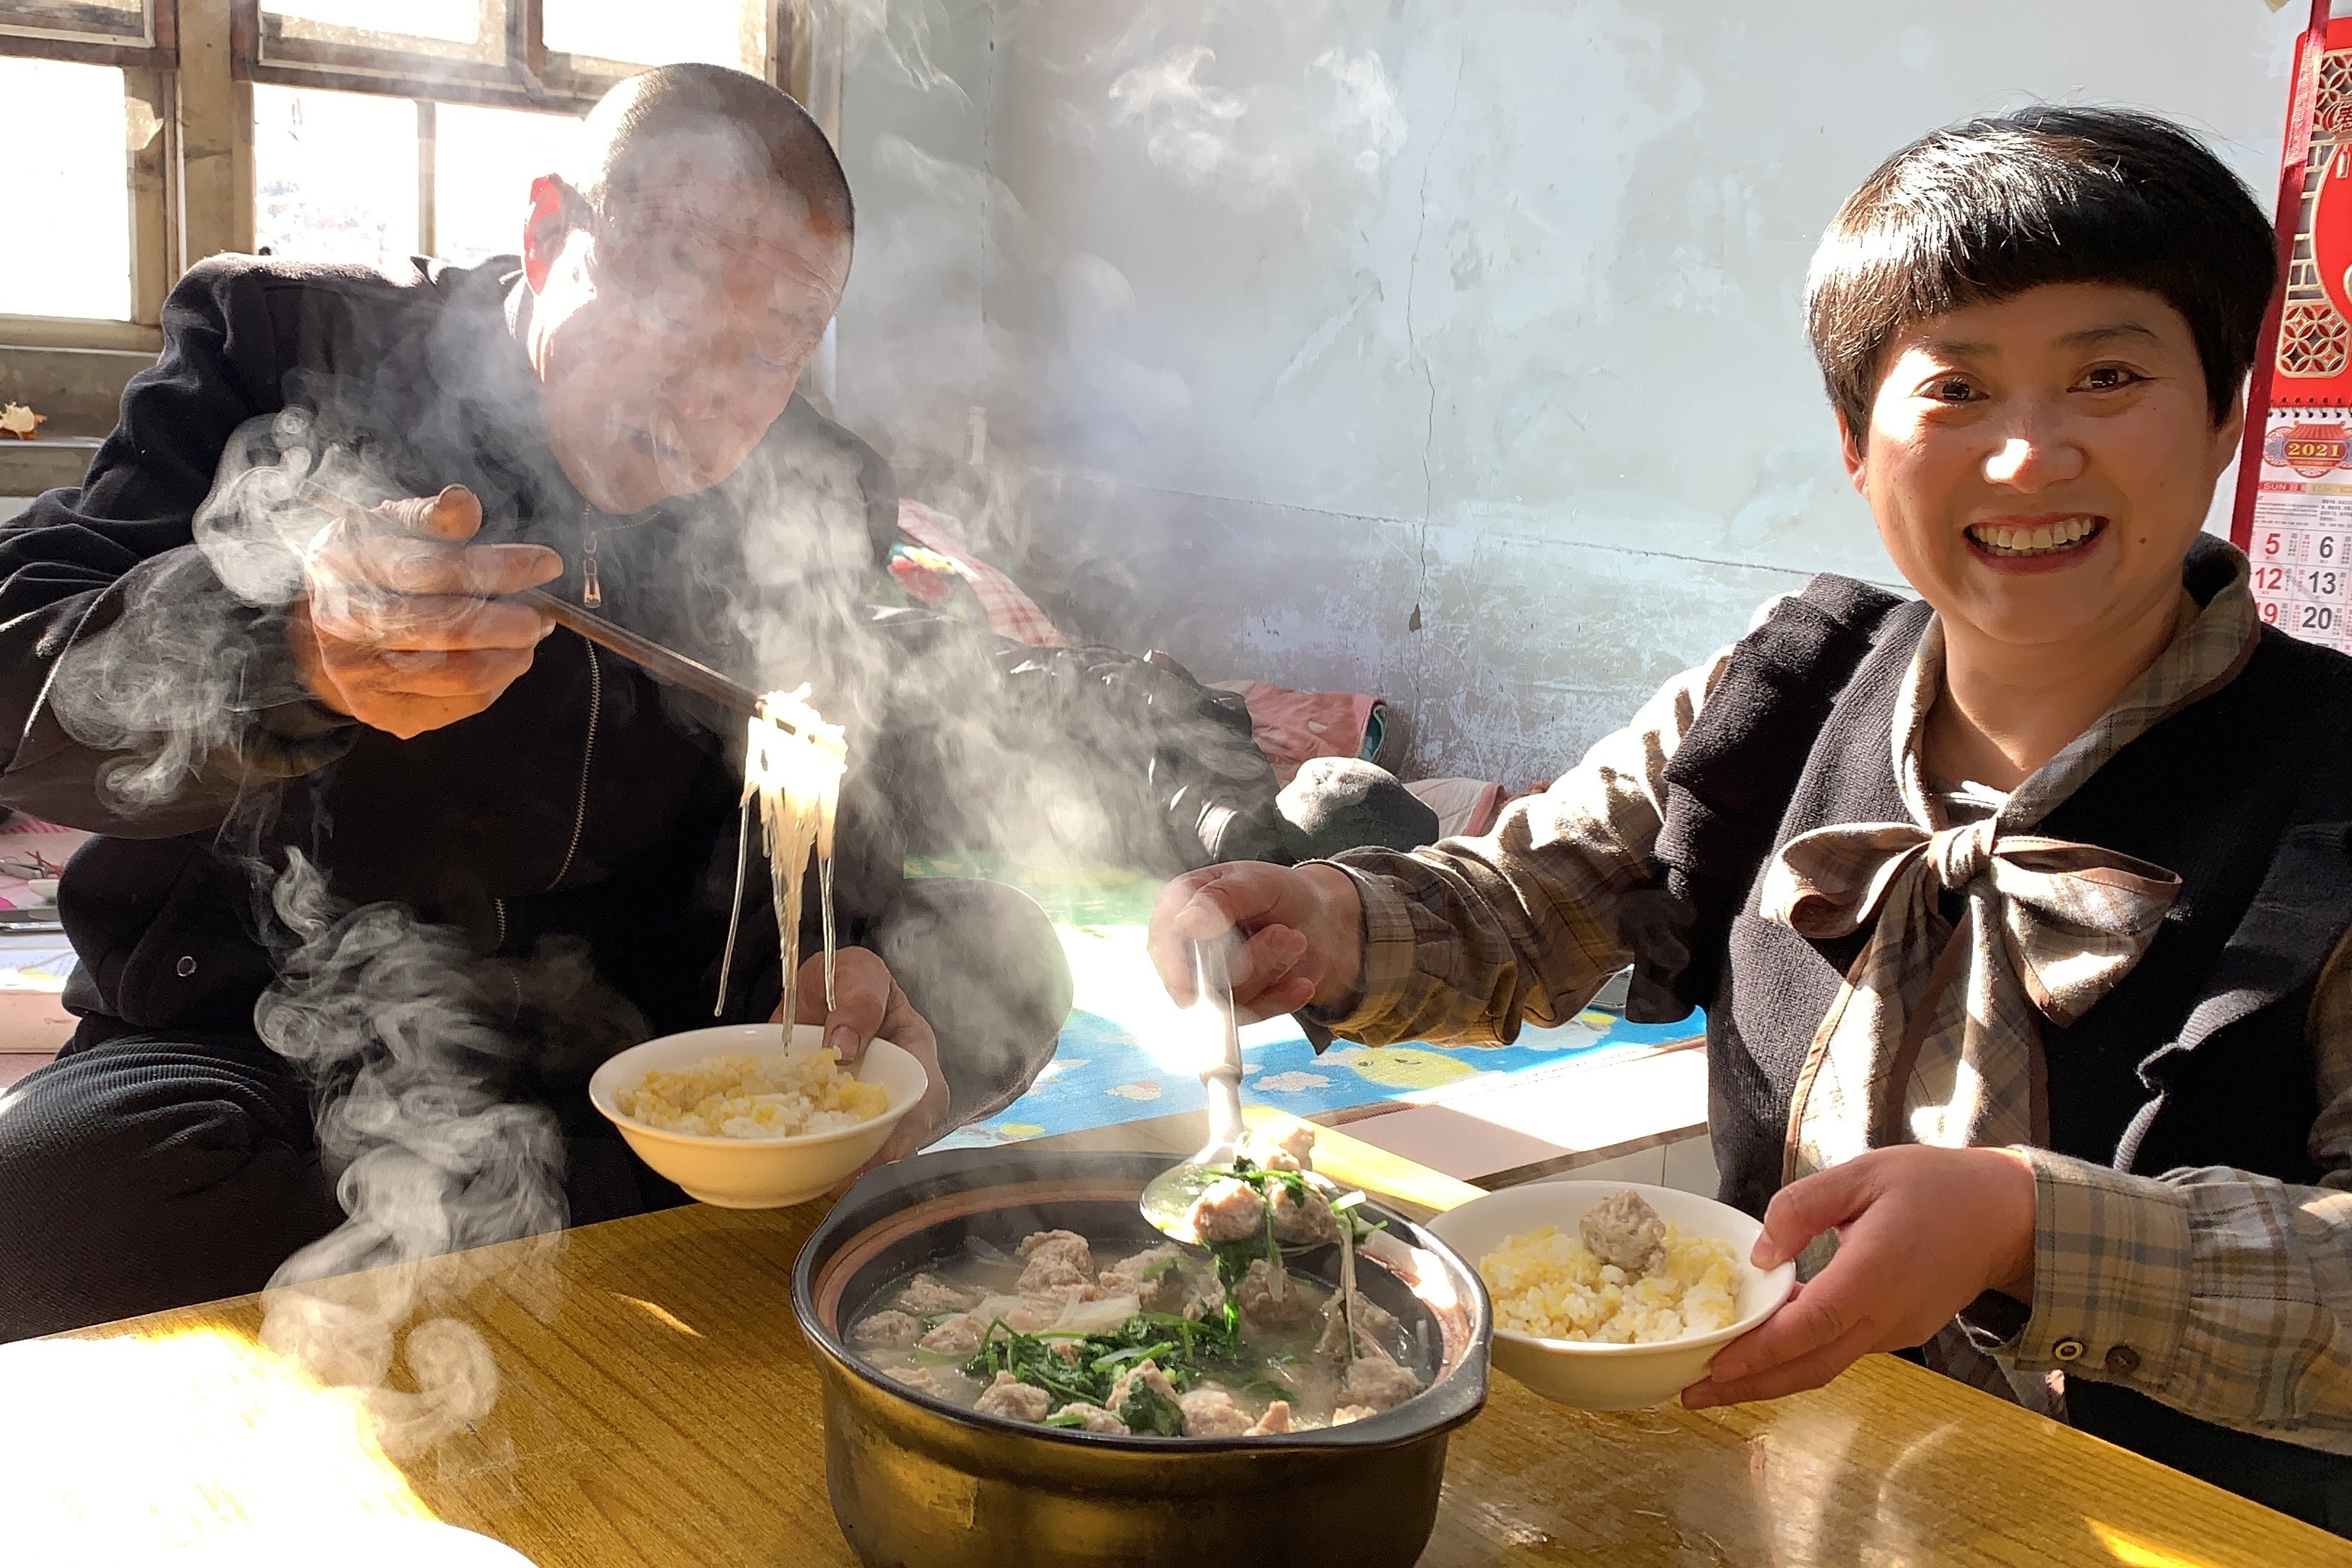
[1636,544,2352,1530]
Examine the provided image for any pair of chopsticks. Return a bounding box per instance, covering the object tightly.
[293,482,765,718]
[295,484,846,1016]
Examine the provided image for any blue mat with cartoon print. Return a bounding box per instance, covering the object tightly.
[913,857,1700,1149]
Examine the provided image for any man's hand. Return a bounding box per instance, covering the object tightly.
[1681,1145,2038,1410]
[776,945,947,1170]
[290,484,563,740]
[1147,862,1367,1022]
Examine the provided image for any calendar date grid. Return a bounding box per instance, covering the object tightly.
[2249,522,2352,647]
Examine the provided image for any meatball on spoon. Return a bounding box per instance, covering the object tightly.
[1138,937,1257,1246]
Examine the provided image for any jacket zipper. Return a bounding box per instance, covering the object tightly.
[489,895,523,1018]
[548,640,601,891]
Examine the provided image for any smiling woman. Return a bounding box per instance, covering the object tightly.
[1803,109,2275,791]
[1147,102,2352,1538]
[1847,282,2242,791]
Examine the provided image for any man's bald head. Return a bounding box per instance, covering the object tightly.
[566,63,852,242]
[519,65,857,514]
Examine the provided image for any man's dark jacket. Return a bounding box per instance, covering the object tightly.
[0,255,910,1066]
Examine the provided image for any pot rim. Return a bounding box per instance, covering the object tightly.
[791,1147,1491,1453]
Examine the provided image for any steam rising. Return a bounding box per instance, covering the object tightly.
[17,9,1426,1466]
[254,850,565,1458]
[43,549,287,816]
[833,4,1413,643]
[1107,45,1404,200]
[41,409,362,816]
[258,852,567,1281]
[841,0,971,105]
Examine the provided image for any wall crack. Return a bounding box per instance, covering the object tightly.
[1401,33,1469,762]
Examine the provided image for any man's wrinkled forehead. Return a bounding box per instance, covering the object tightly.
[597,171,849,327]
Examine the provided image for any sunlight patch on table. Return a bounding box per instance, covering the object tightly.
[0,1328,437,1553]
[612,1294,704,1338]
[2088,1521,2228,1568]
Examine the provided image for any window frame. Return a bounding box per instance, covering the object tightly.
[0,8,180,349]
[233,0,800,115]
[0,0,176,69]
[0,0,834,354]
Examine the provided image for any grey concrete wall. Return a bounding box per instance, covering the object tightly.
[829,0,997,490]
[836,1,2309,781]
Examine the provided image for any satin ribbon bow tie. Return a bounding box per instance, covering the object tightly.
[1768,820,2180,1024]
[1762,818,2183,1201]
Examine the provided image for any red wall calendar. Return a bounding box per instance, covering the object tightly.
[2236,1,2352,652]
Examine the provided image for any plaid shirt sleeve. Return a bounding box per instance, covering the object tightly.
[1304,645,1731,1046]
[1980,926,2352,1453]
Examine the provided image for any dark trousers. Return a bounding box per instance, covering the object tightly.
[0,877,1069,1340]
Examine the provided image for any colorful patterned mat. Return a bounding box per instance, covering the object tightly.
[910,856,1702,1149]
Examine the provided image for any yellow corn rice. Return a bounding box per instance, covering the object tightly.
[1479,1222,1741,1344]
[616,1049,889,1138]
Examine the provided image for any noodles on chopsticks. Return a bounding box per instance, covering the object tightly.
[715,685,849,1024]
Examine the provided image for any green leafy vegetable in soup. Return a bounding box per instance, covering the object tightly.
[846,1222,1429,1437]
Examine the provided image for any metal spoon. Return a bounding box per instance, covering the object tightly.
[1333,1190,1366,1363]
[1137,938,1252,1244]
[1138,940,1368,1314]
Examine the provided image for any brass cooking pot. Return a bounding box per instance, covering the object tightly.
[792,1148,1491,1568]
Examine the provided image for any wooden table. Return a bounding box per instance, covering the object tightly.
[14,1108,2349,1567]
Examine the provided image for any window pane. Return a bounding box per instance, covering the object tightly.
[0,59,129,320]
[543,0,747,70]
[264,0,482,46]
[435,103,581,266]
[0,0,148,44]
[253,85,420,274]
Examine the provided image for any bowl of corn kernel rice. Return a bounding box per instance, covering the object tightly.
[589,1024,928,1207]
[1426,1181,1795,1410]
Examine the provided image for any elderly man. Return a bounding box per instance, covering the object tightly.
[0,65,1071,1339]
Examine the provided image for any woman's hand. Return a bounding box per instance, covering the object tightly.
[772,946,947,1168]
[1680,1145,2038,1409]
[1146,862,1367,1022]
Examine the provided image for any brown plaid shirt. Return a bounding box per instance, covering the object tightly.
[1316,543,2352,1453]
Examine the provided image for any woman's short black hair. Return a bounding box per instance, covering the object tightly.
[1805,105,2276,434]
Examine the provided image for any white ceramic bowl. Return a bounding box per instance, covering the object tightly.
[589,1024,929,1208]
[1425,1180,1797,1411]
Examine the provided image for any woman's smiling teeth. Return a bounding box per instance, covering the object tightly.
[1966,516,2102,557]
